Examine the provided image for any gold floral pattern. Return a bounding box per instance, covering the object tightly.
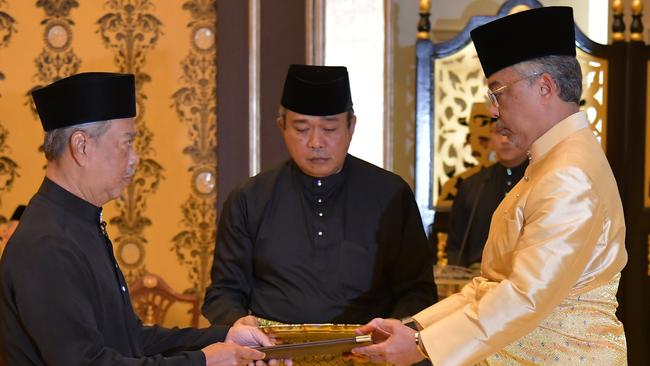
[97,0,164,282]
[171,0,216,297]
[0,1,17,68]
[30,0,80,115]
[0,0,19,223]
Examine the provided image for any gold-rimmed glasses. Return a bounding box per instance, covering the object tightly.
[486,72,541,109]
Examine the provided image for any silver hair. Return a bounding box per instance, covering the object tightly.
[513,55,582,104]
[277,106,355,129]
[43,120,112,161]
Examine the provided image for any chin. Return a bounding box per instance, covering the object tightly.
[306,167,333,178]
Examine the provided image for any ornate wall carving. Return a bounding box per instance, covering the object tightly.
[97,0,164,282]
[0,0,19,222]
[171,0,217,297]
[31,0,81,108]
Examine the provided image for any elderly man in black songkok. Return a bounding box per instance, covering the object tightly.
[353,7,627,365]
[0,72,281,366]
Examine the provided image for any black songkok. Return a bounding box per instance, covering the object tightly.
[471,7,576,78]
[281,64,353,116]
[32,72,136,132]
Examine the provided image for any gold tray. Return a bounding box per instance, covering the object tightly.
[260,323,386,366]
[261,323,361,342]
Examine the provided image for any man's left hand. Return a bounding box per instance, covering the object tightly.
[226,325,293,366]
[351,318,425,366]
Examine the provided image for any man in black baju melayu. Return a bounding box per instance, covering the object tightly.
[0,72,278,366]
[446,120,529,267]
[202,65,437,327]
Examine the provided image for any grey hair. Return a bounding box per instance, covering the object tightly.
[513,55,582,104]
[277,106,355,129]
[43,120,112,161]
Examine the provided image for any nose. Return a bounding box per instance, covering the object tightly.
[488,102,500,118]
[307,129,324,149]
[130,149,140,167]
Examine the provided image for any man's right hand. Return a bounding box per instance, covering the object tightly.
[201,342,265,366]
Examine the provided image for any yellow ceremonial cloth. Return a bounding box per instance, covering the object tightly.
[477,274,626,365]
[413,112,628,366]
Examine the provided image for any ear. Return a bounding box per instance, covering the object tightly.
[348,114,357,136]
[69,130,90,166]
[277,116,285,131]
[538,73,557,103]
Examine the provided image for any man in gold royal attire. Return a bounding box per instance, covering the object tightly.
[353,6,628,366]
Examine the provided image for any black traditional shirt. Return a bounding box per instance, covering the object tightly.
[203,155,437,325]
[446,160,529,267]
[0,178,226,365]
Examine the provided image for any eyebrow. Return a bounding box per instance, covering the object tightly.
[488,81,502,89]
[323,116,340,122]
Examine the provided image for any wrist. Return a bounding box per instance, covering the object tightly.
[401,316,423,331]
[414,331,430,360]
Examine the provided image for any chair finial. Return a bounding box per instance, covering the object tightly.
[631,0,644,42]
[417,0,431,40]
[612,0,626,42]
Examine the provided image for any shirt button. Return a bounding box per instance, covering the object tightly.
[317,231,323,236]
[121,286,126,292]
[318,212,323,217]
[317,198,323,203]
[316,180,322,187]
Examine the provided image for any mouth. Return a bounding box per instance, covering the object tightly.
[123,173,135,184]
[495,122,512,137]
[308,157,330,164]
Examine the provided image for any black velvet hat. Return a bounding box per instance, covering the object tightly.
[470,7,576,78]
[32,72,136,132]
[281,64,353,116]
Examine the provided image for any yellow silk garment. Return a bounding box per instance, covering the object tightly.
[413,112,628,366]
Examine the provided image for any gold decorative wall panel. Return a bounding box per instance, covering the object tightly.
[0,0,18,222]
[171,0,216,298]
[0,0,215,326]
[97,0,164,282]
[31,0,81,105]
[432,45,608,208]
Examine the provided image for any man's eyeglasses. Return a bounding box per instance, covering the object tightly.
[486,72,541,109]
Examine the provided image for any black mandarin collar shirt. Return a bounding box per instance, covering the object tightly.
[0,177,226,365]
[204,155,436,325]
[446,159,529,266]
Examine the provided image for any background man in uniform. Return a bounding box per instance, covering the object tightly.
[0,72,278,365]
[202,64,436,327]
[352,7,627,365]
[446,116,529,267]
